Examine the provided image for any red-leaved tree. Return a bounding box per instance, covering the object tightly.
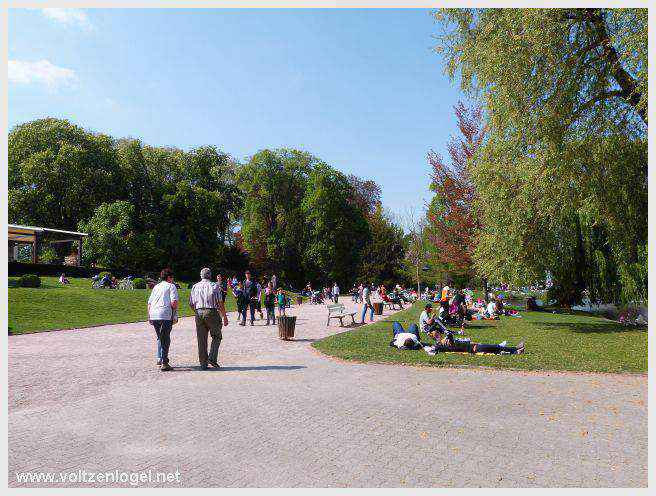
[427,101,486,286]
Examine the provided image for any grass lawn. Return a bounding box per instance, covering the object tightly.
[313,301,647,374]
[8,276,236,334]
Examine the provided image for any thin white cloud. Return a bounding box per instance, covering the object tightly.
[40,8,93,30]
[8,60,77,88]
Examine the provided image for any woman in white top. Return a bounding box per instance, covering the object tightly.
[147,268,179,371]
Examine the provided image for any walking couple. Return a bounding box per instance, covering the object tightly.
[147,267,229,371]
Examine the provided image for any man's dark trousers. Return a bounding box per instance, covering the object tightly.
[151,320,173,364]
[241,300,256,324]
[195,309,223,366]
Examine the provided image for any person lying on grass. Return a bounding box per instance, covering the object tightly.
[390,321,423,350]
[418,303,525,355]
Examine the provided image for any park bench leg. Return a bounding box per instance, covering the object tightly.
[339,317,344,327]
[351,314,356,324]
[327,317,330,327]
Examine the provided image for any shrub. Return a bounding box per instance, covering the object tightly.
[132,277,147,289]
[97,271,112,280]
[19,274,41,288]
[39,247,58,264]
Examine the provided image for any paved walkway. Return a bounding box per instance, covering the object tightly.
[9,299,647,487]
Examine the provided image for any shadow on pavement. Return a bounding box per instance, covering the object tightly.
[171,365,307,372]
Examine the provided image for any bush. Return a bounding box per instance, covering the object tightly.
[39,247,58,264]
[97,271,112,280]
[132,277,147,289]
[19,274,41,288]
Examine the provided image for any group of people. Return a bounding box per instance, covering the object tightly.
[390,302,525,355]
[420,284,522,325]
[228,271,286,326]
[302,282,340,304]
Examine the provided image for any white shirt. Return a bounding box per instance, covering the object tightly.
[419,311,434,334]
[487,301,497,315]
[392,332,419,349]
[189,279,223,309]
[333,284,340,295]
[148,281,179,320]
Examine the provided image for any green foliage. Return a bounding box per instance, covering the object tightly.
[19,274,41,288]
[79,201,161,271]
[97,271,112,280]
[239,149,375,288]
[357,206,406,286]
[238,149,312,285]
[302,165,370,287]
[38,247,58,264]
[9,119,401,287]
[434,9,647,304]
[9,118,121,231]
[132,277,146,289]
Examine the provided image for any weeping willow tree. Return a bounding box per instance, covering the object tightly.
[433,8,647,304]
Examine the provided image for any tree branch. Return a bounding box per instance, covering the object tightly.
[584,9,647,124]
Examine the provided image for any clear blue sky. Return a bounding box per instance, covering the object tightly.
[9,8,465,219]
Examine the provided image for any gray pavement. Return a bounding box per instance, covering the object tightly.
[8,299,647,487]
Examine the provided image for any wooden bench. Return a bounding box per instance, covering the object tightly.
[326,303,356,327]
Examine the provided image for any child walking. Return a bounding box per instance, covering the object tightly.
[276,288,286,317]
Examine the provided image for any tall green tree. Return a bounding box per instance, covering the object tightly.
[9,118,120,230]
[302,165,370,287]
[357,205,406,287]
[237,149,314,285]
[434,8,647,303]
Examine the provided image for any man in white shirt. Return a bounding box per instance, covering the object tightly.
[190,267,229,370]
[419,303,437,335]
[147,268,179,371]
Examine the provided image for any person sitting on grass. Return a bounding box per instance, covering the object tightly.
[420,303,524,355]
[59,273,70,285]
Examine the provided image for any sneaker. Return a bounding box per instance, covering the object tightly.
[209,360,221,369]
[239,322,245,326]
[498,340,507,347]
[250,322,255,326]
[200,364,208,370]
[160,363,172,371]
[156,359,162,365]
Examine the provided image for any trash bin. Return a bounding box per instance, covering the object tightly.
[373,302,383,315]
[278,315,297,340]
